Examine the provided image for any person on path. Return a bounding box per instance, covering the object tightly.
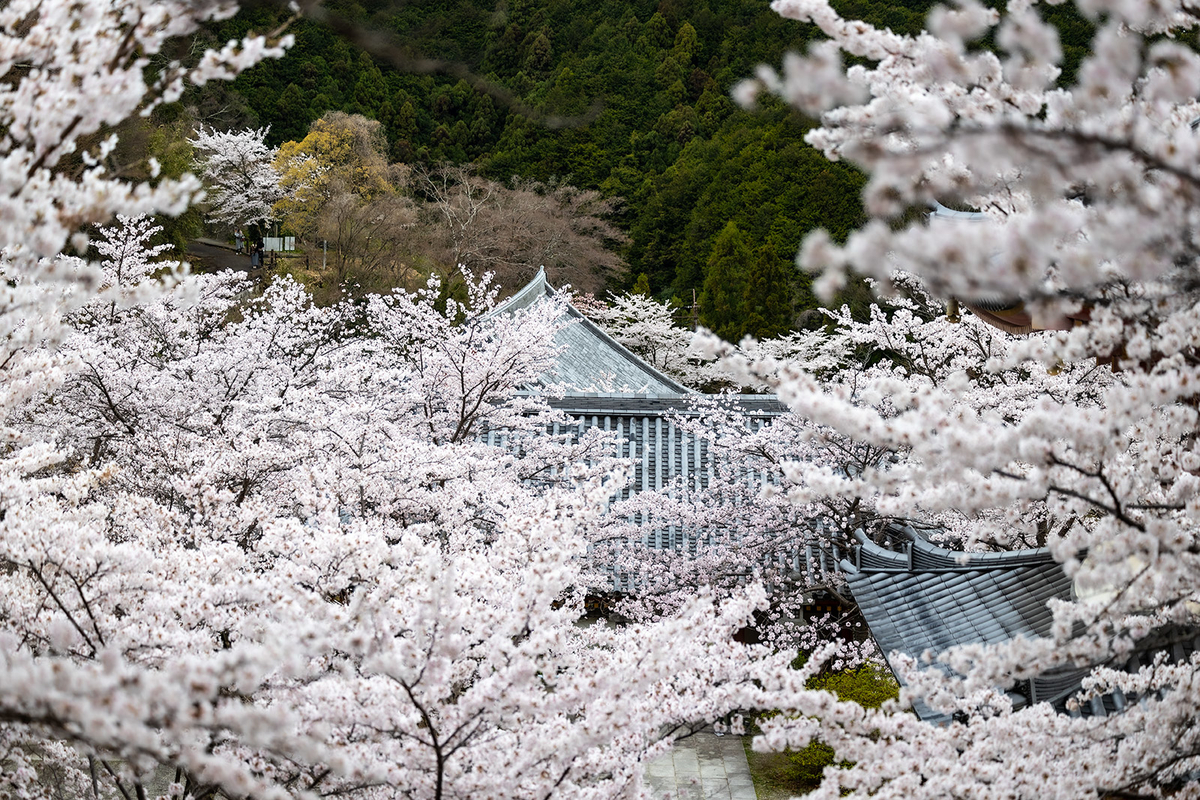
[234,228,244,254]
[251,234,265,268]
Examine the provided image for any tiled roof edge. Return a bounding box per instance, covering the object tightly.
[489,267,695,397]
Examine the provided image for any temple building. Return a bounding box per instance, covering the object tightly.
[498,268,1198,720]
[493,267,785,514]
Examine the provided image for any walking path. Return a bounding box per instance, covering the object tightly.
[644,733,758,800]
[186,237,253,272]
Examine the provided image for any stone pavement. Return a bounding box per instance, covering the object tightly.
[644,732,758,800]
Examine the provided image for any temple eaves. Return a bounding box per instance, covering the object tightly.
[490,266,695,398]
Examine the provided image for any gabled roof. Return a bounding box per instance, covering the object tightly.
[492,267,693,397]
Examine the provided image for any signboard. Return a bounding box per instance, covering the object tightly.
[263,237,296,252]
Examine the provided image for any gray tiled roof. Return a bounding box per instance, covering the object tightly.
[846,529,1200,722]
[845,531,1073,723]
[524,410,776,501]
[848,562,1070,654]
[492,267,692,396]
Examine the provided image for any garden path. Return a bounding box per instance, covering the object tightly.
[644,732,758,800]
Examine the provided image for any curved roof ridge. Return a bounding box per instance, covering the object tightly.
[909,536,1055,568]
[850,527,1056,572]
[891,525,1056,569]
[490,267,695,397]
[488,266,555,316]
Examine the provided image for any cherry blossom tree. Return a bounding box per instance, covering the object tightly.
[0,0,297,793]
[718,0,1200,795]
[190,126,283,228]
[0,0,292,269]
[0,2,839,796]
[6,200,818,798]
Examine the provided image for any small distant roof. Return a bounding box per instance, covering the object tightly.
[848,528,1200,721]
[929,201,989,221]
[492,267,694,397]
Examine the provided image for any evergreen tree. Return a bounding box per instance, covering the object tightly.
[385,98,419,161]
[741,242,793,340]
[523,30,553,73]
[671,21,699,66]
[273,83,310,143]
[351,54,387,116]
[644,12,672,49]
[699,221,749,341]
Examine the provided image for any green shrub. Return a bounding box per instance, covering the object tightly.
[809,662,899,710]
[746,662,899,795]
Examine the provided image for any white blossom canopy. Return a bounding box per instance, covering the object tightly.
[721,0,1200,796]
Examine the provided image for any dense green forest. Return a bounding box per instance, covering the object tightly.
[183,0,1098,336]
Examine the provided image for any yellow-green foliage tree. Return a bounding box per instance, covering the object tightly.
[272,111,395,240]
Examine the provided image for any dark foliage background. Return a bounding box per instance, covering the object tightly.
[182,0,1097,334]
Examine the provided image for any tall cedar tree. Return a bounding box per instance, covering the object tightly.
[741,242,793,340]
[699,220,750,340]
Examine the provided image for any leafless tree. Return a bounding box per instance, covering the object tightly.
[412,164,626,295]
[315,175,418,290]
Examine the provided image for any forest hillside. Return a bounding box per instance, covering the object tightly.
[181,0,1095,336]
